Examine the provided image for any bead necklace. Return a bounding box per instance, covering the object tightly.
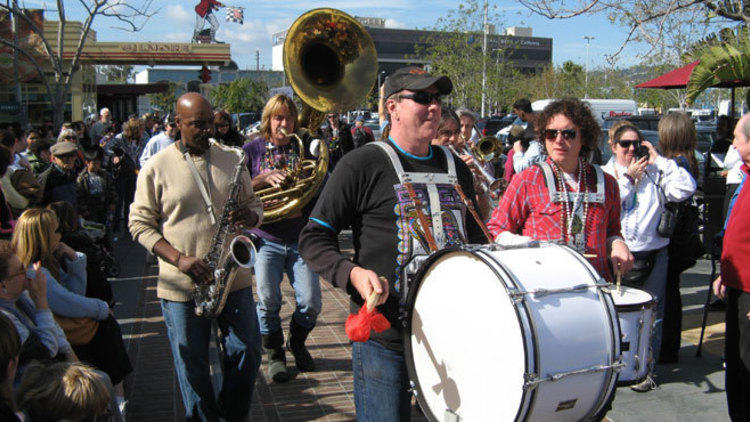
[263,141,299,172]
[552,158,589,248]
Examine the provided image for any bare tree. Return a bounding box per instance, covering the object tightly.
[0,0,156,129]
[518,0,748,63]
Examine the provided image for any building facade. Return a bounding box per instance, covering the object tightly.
[271,18,552,77]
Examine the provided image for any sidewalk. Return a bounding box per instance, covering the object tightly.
[113,234,729,421]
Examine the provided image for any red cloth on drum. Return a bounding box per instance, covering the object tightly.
[722,164,750,293]
[487,158,622,281]
[345,304,391,342]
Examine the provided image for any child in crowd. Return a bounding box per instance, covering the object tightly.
[76,148,116,226]
[16,361,111,421]
[28,139,52,177]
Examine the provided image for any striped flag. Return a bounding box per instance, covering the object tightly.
[226,6,244,25]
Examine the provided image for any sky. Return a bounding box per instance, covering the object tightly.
[24,0,645,71]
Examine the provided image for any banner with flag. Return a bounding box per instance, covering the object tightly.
[226,6,244,25]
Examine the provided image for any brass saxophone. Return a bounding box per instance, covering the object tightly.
[193,148,257,317]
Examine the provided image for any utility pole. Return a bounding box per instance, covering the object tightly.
[583,36,594,98]
[255,49,260,71]
[480,0,488,117]
[12,1,28,128]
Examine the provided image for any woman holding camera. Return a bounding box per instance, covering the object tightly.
[602,121,696,392]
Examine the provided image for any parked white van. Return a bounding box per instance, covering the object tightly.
[531,99,638,125]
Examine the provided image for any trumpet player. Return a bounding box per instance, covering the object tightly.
[129,93,264,421]
[432,107,492,217]
[243,94,322,383]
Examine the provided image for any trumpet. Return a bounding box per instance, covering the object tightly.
[448,143,504,192]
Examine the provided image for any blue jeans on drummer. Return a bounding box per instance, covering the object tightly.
[640,247,668,372]
[353,340,412,421]
[161,287,262,422]
[254,238,321,334]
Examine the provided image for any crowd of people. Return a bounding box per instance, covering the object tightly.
[0,63,747,422]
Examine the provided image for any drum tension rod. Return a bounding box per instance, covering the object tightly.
[523,361,626,390]
[509,282,611,299]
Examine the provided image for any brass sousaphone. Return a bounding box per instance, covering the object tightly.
[256,8,377,223]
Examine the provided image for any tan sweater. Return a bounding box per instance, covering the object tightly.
[129,141,263,302]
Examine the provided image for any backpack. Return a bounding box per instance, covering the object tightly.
[352,126,372,148]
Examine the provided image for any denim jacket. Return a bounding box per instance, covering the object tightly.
[36,253,109,321]
[0,292,72,357]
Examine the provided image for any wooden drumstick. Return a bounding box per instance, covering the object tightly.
[616,268,622,294]
[366,277,387,312]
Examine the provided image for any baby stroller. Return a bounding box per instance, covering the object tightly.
[80,218,121,278]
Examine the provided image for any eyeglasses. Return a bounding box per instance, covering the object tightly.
[617,140,641,149]
[544,129,577,141]
[438,129,461,137]
[5,266,27,281]
[397,91,442,106]
[64,135,77,140]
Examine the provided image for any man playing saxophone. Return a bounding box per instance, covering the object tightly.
[242,94,322,383]
[129,93,263,421]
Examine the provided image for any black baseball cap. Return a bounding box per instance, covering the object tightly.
[383,66,453,99]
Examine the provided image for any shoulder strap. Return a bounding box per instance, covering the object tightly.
[178,141,216,225]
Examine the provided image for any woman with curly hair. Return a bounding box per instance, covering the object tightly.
[488,97,634,281]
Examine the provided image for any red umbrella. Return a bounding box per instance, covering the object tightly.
[345,287,390,342]
[635,60,750,116]
[635,61,700,89]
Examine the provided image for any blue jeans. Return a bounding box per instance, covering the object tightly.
[352,340,411,421]
[254,238,321,334]
[639,247,668,372]
[161,287,261,422]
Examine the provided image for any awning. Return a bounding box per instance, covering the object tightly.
[635,60,750,89]
[97,82,169,96]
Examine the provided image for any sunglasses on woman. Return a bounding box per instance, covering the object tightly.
[544,129,577,141]
[397,91,442,106]
[617,140,641,149]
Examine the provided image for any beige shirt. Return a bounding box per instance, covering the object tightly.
[129,141,263,302]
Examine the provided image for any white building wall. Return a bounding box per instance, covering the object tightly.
[272,45,284,71]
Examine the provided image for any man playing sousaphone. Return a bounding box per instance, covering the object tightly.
[243,94,322,383]
[299,67,487,420]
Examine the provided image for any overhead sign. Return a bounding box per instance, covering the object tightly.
[0,101,20,114]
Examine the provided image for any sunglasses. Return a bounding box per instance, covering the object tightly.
[544,129,577,141]
[438,129,461,137]
[397,91,442,106]
[617,140,641,149]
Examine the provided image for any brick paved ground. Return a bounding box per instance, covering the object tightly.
[115,234,728,421]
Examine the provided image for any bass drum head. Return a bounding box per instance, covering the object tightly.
[404,251,526,421]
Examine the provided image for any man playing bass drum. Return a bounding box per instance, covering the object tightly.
[299,67,487,420]
[243,94,322,383]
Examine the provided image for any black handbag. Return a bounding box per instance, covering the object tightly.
[648,170,678,238]
[621,250,658,287]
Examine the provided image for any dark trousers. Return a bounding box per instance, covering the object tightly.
[725,287,750,421]
[660,264,683,362]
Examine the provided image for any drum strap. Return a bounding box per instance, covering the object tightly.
[373,142,458,248]
[538,161,606,204]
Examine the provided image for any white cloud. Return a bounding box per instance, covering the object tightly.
[162,5,194,27]
[384,19,407,29]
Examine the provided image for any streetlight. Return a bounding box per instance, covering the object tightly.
[583,36,594,98]
[377,70,386,88]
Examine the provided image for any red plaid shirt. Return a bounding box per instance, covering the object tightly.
[487,159,622,281]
